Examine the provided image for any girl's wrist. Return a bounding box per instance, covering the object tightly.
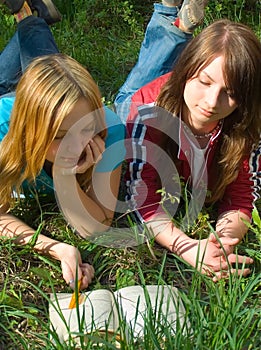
[47,241,73,261]
[170,235,195,256]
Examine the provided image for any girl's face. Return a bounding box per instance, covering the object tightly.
[183,55,238,132]
[46,98,99,167]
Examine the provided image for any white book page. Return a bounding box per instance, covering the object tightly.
[49,289,119,342]
[114,285,185,338]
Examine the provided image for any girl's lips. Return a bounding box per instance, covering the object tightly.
[198,106,215,117]
[59,158,78,165]
[60,150,86,165]
[56,150,87,170]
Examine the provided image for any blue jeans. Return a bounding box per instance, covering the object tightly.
[0,16,59,96]
[114,3,192,123]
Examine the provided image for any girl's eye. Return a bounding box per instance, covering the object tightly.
[199,79,210,86]
[82,126,95,134]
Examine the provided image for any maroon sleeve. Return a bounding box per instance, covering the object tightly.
[218,144,261,219]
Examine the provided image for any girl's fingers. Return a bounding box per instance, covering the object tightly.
[201,252,253,280]
[78,136,104,173]
[227,254,253,265]
[210,234,239,247]
[210,253,253,270]
[79,263,95,289]
[86,143,94,163]
[212,267,252,282]
[92,135,105,152]
[88,141,100,162]
[212,244,234,257]
[210,262,229,272]
[89,136,105,160]
[80,263,95,277]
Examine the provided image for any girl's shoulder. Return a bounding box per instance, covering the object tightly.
[132,73,172,106]
[0,93,15,117]
[0,93,15,141]
[104,106,126,144]
[94,106,126,173]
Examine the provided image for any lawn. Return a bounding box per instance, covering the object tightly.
[0,0,260,349]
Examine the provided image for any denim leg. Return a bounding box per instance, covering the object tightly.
[18,16,59,71]
[0,16,59,96]
[0,33,21,95]
[114,3,192,123]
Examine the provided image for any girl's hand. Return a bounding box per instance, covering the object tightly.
[179,237,253,281]
[208,234,253,281]
[57,243,95,290]
[75,135,105,174]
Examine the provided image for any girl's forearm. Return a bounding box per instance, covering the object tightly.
[216,210,250,241]
[0,213,67,260]
[147,216,193,254]
[53,169,118,236]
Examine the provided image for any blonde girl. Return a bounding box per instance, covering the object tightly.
[0,54,125,289]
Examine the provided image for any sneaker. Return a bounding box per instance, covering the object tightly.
[1,0,25,13]
[30,0,61,24]
[178,0,209,33]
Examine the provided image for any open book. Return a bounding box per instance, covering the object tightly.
[49,285,187,345]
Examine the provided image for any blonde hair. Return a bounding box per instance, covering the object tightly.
[157,19,261,202]
[0,53,106,205]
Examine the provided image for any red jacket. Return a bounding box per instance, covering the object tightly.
[125,73,261,221]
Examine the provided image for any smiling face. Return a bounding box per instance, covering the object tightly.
[183,55,238,133]
[45,97,98,168]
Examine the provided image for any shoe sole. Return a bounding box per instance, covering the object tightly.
[40,0,62,24]
[178,0,208,31]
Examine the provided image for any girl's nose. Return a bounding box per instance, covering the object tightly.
[205,86,221,108]
[67,134,86,156]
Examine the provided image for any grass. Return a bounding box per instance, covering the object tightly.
[0,0,261,349]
